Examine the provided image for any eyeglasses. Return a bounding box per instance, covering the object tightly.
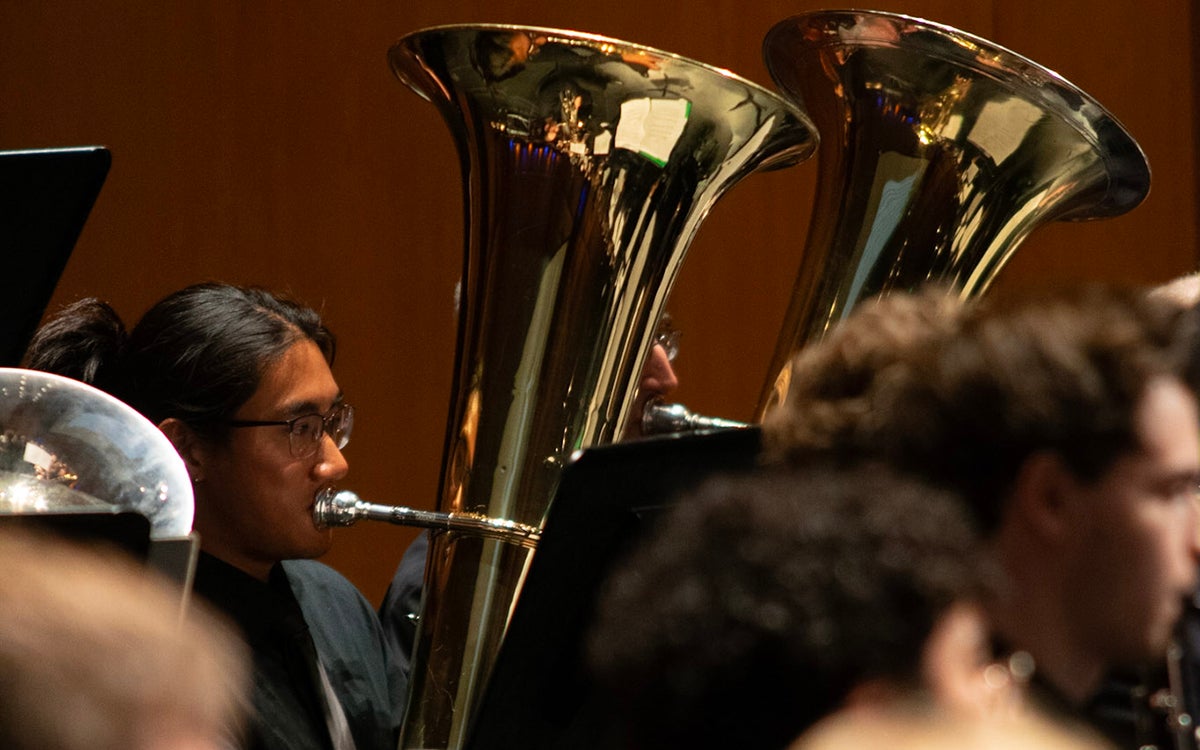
[654,326,681,363]
[227,402,354,459]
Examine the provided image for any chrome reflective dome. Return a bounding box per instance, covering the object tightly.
[0,368,193,538]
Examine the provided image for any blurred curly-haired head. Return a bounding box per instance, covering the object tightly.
[761,287,965,467]
[764,285,1197,535]
[880,285,1196,534]
[586,464,988,750]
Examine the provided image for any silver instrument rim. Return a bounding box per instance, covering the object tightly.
[0,367,194,538]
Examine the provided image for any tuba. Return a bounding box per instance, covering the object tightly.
[756,10,1150,415]
[386,25,816,750]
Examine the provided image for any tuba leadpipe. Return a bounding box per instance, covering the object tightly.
[757,10,1150,416]
[312,488,540,547]
[388,24,817,750]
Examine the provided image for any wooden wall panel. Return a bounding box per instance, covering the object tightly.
[989,0,1198,288]
[0,1,1193,603]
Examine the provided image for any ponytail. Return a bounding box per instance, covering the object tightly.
[23,298,128,390]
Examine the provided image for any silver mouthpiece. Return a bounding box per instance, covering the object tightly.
[642,401,750,436]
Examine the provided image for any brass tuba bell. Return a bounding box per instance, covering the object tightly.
[757,10,1151,416]
[388,25,817,749]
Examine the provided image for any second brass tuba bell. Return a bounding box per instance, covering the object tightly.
[389,25,817,750]
[757,10,1151,416]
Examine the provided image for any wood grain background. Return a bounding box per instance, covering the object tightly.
[1,1,1195,603]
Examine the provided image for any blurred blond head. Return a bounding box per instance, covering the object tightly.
[0,531,248,750]
[1150,272,1200,308]
[793,707,1111,750]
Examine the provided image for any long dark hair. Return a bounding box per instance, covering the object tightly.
[24,282,335,438]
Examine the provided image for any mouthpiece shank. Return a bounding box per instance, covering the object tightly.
[312,488,541,548]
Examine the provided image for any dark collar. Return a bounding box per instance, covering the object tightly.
[192,552,308,645]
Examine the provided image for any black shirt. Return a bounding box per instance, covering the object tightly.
[193,553,402,750]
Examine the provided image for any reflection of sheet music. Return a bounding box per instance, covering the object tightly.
[615,98,691,166]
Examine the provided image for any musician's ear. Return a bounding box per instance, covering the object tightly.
[919,601,1002,716]
[1007,451,1075,541]
[158,417,206,482]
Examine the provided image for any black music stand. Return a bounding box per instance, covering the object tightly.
[0,510,152,561]
[0,148,155,560]
[0,146,111,365]
[464,426,763,750]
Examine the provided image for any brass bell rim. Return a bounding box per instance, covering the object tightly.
[387,22,820,170]
[762,8,1151,220]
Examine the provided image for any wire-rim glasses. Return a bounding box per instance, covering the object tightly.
[654,325,681,363]
[227,402,354,458]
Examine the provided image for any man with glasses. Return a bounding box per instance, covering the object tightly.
[24,283,400,750]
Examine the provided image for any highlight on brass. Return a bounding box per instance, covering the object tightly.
[388,23,818,750]
[756,9,1150,417]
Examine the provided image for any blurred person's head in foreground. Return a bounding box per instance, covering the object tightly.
[764,284,1200,708]
[793,705,1110,750]
[0,531,248,750]
[586,465,1000,750]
